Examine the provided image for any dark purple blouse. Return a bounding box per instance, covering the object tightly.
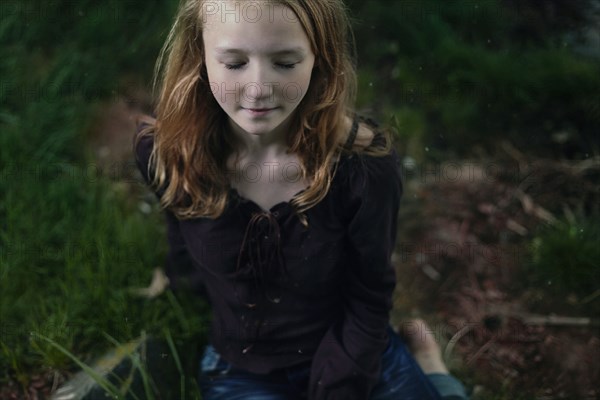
[134,119,403,399]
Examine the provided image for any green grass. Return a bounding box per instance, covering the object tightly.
[348,0,600,159]
[524,217,600,316]
[0,100,209,395]
[0,1,209,397]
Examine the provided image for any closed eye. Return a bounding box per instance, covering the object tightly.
[224,62,298,70]
[276,63,297,69]
[225,63,245,70]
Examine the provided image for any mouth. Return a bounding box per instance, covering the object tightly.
[243,107,278,116]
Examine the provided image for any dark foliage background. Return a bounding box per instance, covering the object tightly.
[1,0,598,398]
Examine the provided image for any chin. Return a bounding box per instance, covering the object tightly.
[244,127,270,136]
[239,119,286,135]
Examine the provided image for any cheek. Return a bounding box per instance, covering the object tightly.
[204,58,216,82]
[301,69,313,91]
[204,63,219,100]
[206,68,233,105]
[287,68,314,104]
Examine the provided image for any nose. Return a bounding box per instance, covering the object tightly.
[243,62,275,103]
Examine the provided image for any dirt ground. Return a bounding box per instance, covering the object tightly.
[391,157,599,399]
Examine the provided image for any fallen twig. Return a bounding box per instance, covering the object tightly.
[514,189,558,225]
[518,313,598,327]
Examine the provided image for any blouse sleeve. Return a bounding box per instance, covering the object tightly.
[307,148,403,399]
[133,120,207,297]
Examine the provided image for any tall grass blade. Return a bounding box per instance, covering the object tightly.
[37,333,144,400]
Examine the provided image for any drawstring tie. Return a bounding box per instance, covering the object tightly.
[234,211,289,353]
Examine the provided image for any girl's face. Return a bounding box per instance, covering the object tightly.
[202,1,316,139]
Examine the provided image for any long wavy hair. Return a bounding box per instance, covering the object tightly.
[136,0,392,222]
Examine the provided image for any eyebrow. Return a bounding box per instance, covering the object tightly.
[214,47,306,56]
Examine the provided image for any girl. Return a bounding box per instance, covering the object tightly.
[134,0,468,399]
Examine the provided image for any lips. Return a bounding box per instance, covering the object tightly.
[243,107,278,116]
[244,107,276,112]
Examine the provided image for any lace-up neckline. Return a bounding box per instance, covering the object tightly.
[223,114,361,353]
[231,193,295,353]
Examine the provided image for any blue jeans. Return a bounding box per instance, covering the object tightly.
[198,326,468,399]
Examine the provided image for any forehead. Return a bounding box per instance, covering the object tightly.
[202,0,310,52]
